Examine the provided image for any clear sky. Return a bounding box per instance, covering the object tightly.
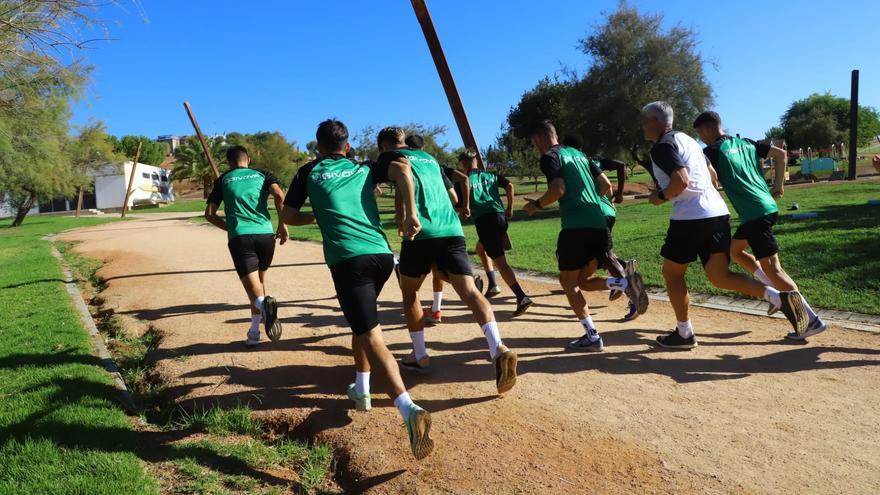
[71,0,879,150]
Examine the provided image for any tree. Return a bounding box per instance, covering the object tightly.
[501,2,713,162]
[67,121,121,213]
[351,123,456,165]
[780,93,880,149]
[765,126,784,140]
[114,136,169,166]
[172,136,226,198]
[226,131,309,185]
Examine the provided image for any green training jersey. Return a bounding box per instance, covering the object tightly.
[594,159,616,218]
[284,155,392,266]
[703,135,778,223]
[468,169,509,220]
[378,148,464,240]
[207,167,278,240]
[539,145,608,230]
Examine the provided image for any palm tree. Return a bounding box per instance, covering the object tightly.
[172,136,227,198]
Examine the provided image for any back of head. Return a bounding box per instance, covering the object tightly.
[561,134,583,150]
[641,101,674,128]
[529,120,557,141]
[458,148,478,166]
[377,127,405,149]
[226,145,249,167]
[692,111,722,130]
[404,134,425,150]
[316,119,349,155]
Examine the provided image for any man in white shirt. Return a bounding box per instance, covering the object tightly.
[640,101,808,350]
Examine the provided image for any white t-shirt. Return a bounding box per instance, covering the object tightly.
[649,131,729,221]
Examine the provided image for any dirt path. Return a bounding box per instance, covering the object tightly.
[61,213,880,494]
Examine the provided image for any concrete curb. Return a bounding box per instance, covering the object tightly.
[47,237,136,413]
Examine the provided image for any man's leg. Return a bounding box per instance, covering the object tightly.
[493,255,532,316]
[656,259,698,349]
[759,255,825,338]
[400,273,430,369]
[427,267,444,325]
[731,238,774,286]
[477,242,499,295]
[240,271,265,346]
[560,263,605,351]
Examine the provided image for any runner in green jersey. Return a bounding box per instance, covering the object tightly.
[524,121,648,352]
[694,111,826,339]
[205,145,287,347]
[376,127,517,396]
[457,148,533,316]
[280,119,433,460]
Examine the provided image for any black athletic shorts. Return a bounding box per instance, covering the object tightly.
[228,233,276,278]
[399,236,473,278]
[733,213,779,260]
[474,212,509,259]
[661,215,731,266]
[556,228,610,271]
[329,253,394,335]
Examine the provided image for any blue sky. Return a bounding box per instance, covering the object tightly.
[72,0,879,150]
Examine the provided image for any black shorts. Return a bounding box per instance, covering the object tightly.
[733,213,779,260]
[661,215,731,266]
[474,212,509,259]
[605,216,616,232]
[329,254,394,335]
[399,236,473,278]
[556,228,610,271]
[228,234,276,278]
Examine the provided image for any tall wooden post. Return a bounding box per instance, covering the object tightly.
[183,101,221,179]
[410,0,485,169]
[121,141,142,218]
[847,70,859,181]
[75,187,84,218]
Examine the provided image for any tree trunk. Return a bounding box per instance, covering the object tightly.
[75,187,84,218]
[11,193,36,227]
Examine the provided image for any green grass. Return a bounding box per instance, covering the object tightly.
[0,215,158,494]
[170,404,264,437]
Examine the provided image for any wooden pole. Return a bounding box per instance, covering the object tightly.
[121,141,142,218]
[410,0,485,169]
[183,101,221,179]
[75,187,84,218]
[847,70,859,181]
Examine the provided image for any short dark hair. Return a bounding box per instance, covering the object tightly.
[377,127,405,147]
[693,111,722,129]
[562,135,583,150]
[458,148,478,163]
[226,145,249,166]
[529,120,557,139]
[405,135,424,150]
[316,119,349,151]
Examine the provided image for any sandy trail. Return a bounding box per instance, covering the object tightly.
[61,213,880,494]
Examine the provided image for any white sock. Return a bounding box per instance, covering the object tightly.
[394,392,413,421]
[753,267,773,286]
[763,287,782,308]
[410,331,428,360]
[431,291,443,313]
[482,321,503,359]
[801,297,818,321]
[393,256,399,266]
[355,371,370,396]
[255,296,266,314]
[580,316,600,342]
[606,277,629,291]
[676,320,694,338]
[249,315,261,332]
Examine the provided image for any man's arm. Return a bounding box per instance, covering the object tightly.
[268,183,289,244]
[387,158,422,240]
[595,172,612,197]
[602,159,626,203]
[504,182,515,219]
[648,143,689,206]
[707,163,720,188]
[280,206,316,226]
[447,168,470,218]
[766,146,787,198]
[280,166,316,227]
[524,177,565,216]
[204,202,227,231]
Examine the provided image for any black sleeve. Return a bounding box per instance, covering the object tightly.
[599,158,624,171]
[496,173,510,188]
[260,169,280,194]
[745,138,772,159]
[649,142,686,176]
[588,160,603,179]
[206,178,223,206]
[283,164,312,209]
[441,167,453,189]
[369,160,391,185]
[703,144,721,168]
[539,152,562,183]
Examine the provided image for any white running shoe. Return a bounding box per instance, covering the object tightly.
[245,328,260,347]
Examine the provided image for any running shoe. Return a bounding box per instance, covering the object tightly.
[776,291,809,336]
[400,353,432,373]
[494,350,518,394]
[262,296,282,341]
[474,274,484,295]
[346,383,371,411]
[405,404,434,460]
[513,296,533,317]
[567,333,604,352]
[656,329,698,350]
[485,285,502,298]
[785,317,828,341]
[245,328,261,347]
[623,302,639,321]
[609,288,623,301]
[624,272,649,316]
[424,310,442,326]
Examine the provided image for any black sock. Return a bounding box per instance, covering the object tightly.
[486,270,497,287]
[511,283,527,301]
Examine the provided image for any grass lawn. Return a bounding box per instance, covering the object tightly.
[0,215,158,494]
